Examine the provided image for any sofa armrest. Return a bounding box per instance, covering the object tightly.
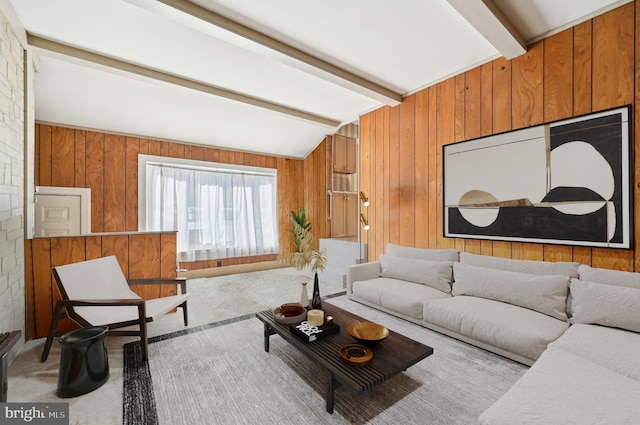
[346,261,381,295]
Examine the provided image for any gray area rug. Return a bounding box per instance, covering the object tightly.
[124,296,528,425]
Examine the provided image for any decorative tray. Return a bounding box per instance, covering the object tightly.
[340,344,373,367]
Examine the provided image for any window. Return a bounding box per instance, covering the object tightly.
[138,155,278,261]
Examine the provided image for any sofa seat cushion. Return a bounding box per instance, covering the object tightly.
[479,346,640,425]
[423,296,569,361]
[549,323,640,381]
[352,277,450,320]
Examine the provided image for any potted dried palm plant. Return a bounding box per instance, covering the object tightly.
[282,208,327,309]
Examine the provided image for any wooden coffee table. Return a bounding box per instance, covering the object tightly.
[255,304,433,413]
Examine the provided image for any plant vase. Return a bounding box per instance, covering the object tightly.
[300,281,309,309]
[311,273,322,310]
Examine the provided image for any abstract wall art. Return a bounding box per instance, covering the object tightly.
[443,105,632,249]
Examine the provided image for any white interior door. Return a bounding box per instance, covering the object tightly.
[34,194,82,237]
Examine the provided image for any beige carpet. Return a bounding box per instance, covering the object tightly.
[7,267,344,425]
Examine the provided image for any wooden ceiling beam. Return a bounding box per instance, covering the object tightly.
[158,0,403,106]
[27,34,342,128]
[446,0,526,59]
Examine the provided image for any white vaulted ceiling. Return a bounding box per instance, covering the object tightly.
[8,0,630,158]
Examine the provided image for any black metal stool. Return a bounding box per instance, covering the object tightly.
[57,326,109,398]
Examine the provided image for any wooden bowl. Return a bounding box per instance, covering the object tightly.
[347,321,389,346]
[274,303,306,324]
[340,344,373,367]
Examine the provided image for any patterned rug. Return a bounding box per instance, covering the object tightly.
[123,296,528,425]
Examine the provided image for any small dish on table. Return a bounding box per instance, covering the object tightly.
[340,344,373,367]
[274,303,307,324]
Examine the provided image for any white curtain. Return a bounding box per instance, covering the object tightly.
[146,164,278,261]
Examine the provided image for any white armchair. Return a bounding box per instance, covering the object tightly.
[41,256,190,362]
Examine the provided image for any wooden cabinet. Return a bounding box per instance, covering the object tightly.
[332,193,358,237]
[333,135,357,174]
[330,132,358,237]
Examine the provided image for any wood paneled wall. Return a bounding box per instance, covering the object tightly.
[360,2,638,271]
[304,136,330,242]
[34,125,322,262]
[24,232,177,339]
[30,126,331,339]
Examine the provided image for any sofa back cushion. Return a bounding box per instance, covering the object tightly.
[386,243,459,262]
[570,278,640,333]
[452,263,570,321]
[577,265,640,289]
[379,254,453,293]
[460,252,579,278]
[570,265,640,333]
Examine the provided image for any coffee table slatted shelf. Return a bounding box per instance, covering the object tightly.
[256,305,433,413]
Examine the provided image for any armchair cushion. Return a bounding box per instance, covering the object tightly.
[75,294,190,325]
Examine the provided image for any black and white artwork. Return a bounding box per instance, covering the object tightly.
[444,106,632,249]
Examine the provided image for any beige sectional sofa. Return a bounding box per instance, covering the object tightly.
[346,244,640,425]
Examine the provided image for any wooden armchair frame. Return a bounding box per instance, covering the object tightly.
[41,256,189,362]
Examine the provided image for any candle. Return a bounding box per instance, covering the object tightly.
[325,315,334,326]
[307,309,324,327]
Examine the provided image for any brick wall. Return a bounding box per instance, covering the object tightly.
[0,6,25,356]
